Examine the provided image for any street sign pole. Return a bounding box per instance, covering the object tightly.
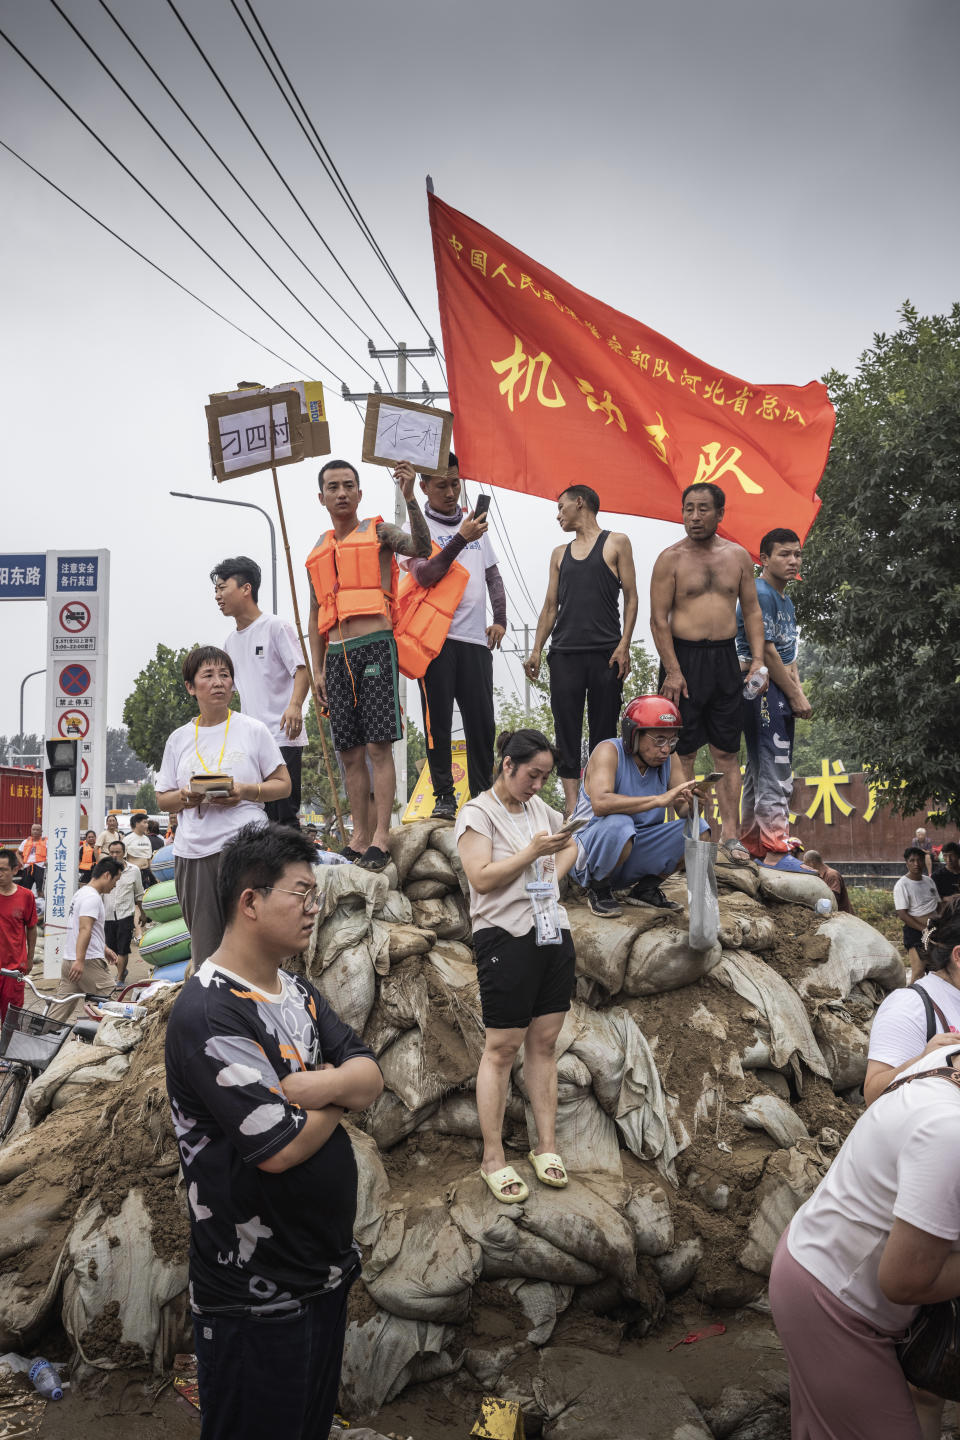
[44,550,110,834]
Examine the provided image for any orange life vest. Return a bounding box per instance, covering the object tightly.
[393,544,470,680]
[305,517,398,638]
[22,839,46,865]
[79,842,97,869]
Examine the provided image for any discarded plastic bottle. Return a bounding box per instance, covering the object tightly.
[97,1002,146,1019]
[742,666,768,700]
[815,897,833,917]
[29,1359,63,1401]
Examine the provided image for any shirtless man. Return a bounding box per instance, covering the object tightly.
[306,459,431,870]
[649,482,766,860]
[524,484,638,815]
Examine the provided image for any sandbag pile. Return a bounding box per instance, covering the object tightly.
[0,821,906,1439]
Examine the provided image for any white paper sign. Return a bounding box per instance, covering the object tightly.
[374,403,444,469]
[218,402,293,475]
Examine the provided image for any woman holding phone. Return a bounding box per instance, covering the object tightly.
[456,729,579,1203]
[156,646,290,969]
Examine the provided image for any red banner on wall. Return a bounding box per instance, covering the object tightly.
[429,193,835,556]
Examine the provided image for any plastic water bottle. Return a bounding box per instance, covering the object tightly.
[742,666,768,700]
[29,1359,63,1400]
[97,1002,146,1019]
[815,897,833,917]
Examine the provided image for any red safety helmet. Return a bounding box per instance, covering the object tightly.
[621,695,682,754]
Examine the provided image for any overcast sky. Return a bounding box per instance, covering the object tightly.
[2,0,958,748]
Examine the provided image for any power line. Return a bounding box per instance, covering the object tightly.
[488,491,540,615]
[238,0,441,361]
[0,24,353,389]
[95,0,378,351]
[0,138,324,381]
[47,0,377,384]
[164,0,417,370]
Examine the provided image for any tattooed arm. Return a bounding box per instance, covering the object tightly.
[376,461,432,557]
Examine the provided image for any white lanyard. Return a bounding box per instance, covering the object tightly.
[491,790,537,871]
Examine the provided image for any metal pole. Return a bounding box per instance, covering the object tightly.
[169,491,278,613]
[19,669,44,752]
[523,625,531,718]
[393,343,409,817]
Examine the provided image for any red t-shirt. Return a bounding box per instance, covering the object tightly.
[0,886,37,970]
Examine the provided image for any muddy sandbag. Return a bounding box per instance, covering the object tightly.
[386,820,444,885]
[565,906,648,997]
[405,879,449,900]
[313,942,376,1036]
[363,1089,440,1149]
[340,1308,456,1414]
[518,1178,641,1293]
[407,848,458,887]
[813,1001,871,1091]
[378,1028,452,1113]
[756,868,833,909]
[714,859,761,899]
[712,949,831,1085]
[315,863,390,922]
[364,1204,482,1322]
[739,1094,809,1149]
[61,1190,188,1369]
[739,1145,826,1275]
[450,1179,603,1287]
[0,1243,71,1352]
[501,1277,573,1346]
[20,1039,127,1128]
[427,826,469,896]
[418,1089,525,1139]
[49,1053,130,1112]
[347,1123,390,1247]
[410,895,471,940]
[427,947,477,988]
[623,927,722,996]
[387,924,434,962]
[377,889,412,924]
[652,1236,703,1295]
[626,1182,675,1256]
[797,913,905,1000]
[717,896,777,953]
[530,1345,713,1440]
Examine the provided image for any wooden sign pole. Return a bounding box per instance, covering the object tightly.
[269,464,347,840]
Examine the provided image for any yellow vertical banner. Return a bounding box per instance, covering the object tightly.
[401,741,471,824]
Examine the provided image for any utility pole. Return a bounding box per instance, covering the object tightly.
[342,342,448,820]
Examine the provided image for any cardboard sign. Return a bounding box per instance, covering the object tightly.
[362,394,454,475]
[206,389,304,482]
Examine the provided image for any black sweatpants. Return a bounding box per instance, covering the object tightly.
[418,639,495,799]
[266,746,302,828]
[548,649,623,780]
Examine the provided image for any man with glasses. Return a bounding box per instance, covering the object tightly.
[567,696,704,917]
[165,822,383,1440]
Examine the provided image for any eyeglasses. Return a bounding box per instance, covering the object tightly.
[647,735,679,751]
[258,885,320,913]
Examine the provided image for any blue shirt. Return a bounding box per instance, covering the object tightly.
[736,576,798,665]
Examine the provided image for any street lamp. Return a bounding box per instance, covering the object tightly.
[18,669,44,762]
[170,491,278,614]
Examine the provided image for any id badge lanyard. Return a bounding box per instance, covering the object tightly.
[492,794,562,947]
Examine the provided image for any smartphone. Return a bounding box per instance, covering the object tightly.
[558,815,589,835]
[702,771,724,784]
[473,493,491,521]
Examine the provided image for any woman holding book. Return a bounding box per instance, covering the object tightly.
[156,646,290,969]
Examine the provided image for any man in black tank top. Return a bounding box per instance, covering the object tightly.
[525,485,638,815]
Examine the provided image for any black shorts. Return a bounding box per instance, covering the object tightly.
[903,924,925,952]
[472,925,575,1031]
[326,631,402,752]
[105,914,135,957]
[659,637,743,756]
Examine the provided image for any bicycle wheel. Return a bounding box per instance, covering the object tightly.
[0,1064,28,1140]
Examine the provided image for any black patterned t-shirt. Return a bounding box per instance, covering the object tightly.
[164,960,375,1315]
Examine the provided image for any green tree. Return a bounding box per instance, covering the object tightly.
[106,725,149,783]
[123,644,200,771]
[797,302,960,823]
[406,720,427,800]
[135,780,158,812]
[300,698,343,820]
[791,639,863,777]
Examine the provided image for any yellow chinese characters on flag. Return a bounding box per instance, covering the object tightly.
[429,194,835,556]
[402,741,470,824]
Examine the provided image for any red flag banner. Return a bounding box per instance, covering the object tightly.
[429,193,835,556]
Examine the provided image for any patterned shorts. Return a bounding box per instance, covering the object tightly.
[326,631,402,751]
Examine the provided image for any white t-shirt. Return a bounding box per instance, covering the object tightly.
[104,862,144,922]
[223,614,307,749]
[156,712,284,860]
[455,789,568,938]
[893,873,939,922]
[65,885,106,961]
[400,510,499,646]
[787,1046,960,1331]
[868,972,960,1066]
[124,832,153,868]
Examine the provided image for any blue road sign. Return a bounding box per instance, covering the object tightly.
[0,554,46,599]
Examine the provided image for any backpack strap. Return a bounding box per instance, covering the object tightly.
[885,1065,960,1096]
[914,984,950,1042]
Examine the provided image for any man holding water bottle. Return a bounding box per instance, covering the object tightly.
[650,482,766,863]
[735,528,811,868]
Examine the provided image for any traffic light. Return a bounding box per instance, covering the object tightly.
[45,739,78,797]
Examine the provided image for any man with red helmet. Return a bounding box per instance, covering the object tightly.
[568,696,706,917]
[650,482,766,864]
